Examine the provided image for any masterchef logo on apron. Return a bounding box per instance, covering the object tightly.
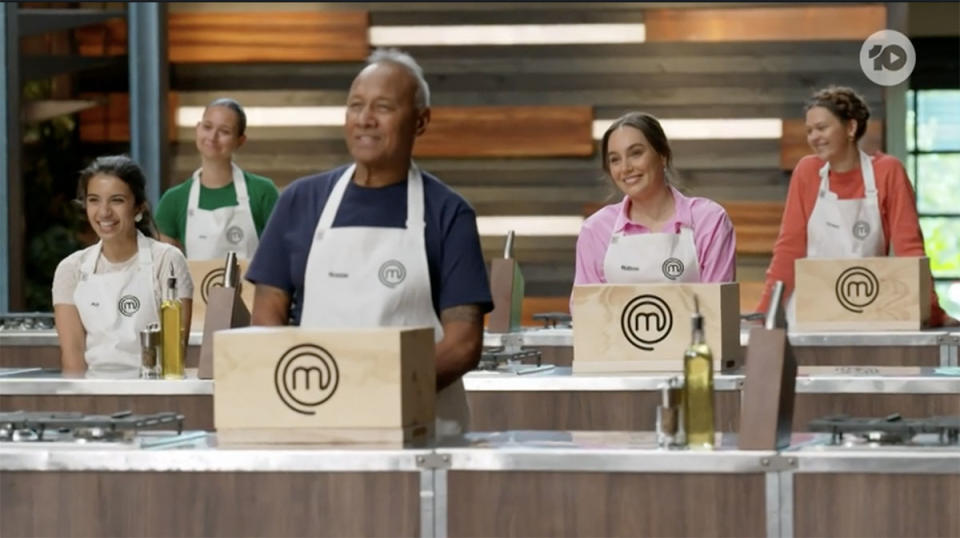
[117,294,141,317]
[378,260,406,288]
[661,257,685,280]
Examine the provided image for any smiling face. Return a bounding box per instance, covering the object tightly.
[805,105,858,163]
[605,125,667,200]
[344,62,428,169]
[84,174,141,242]
[195,105,245,161]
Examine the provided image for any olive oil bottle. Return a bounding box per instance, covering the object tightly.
[682,297,715,449]
[160,267,185,379]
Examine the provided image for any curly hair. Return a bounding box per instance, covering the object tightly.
[804,86,871,141]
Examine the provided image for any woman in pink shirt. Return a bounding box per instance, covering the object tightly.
[574,112,736,288]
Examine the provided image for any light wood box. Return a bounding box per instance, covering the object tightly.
[794,257,931,331]
[571,283,742,373]
[188,259,254,332]
[213,326,435,444]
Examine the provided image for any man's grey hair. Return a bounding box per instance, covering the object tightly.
[366,48,431,111]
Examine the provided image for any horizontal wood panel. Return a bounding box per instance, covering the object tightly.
[172,139,780,192]
[171,66,881,101]
[76,12,370,63]
[781,118,884,170]
[78,92,179,143]
[414,106,594,158]
[167,11,369,63]
[646,5,887,42]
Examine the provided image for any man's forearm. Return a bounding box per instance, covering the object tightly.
[436,304,484,390]
[435,332,482,390]
[251,284,292,326]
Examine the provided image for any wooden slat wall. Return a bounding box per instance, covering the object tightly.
[414,106,594,158]
[645,5,887,42]
[76,11,370,62]
[781,119,884,170]
[77,93,180,143]
[167,11,370,63]
[140,2,889,313]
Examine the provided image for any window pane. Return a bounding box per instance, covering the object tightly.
[906,89,916,153]
[920,217,960,278]
[916,154,960,215]
[906,153,916,191]
[917,90,960,151]
[934,281,960,320]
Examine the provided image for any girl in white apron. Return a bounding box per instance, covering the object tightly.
[52,156,193,375]
[185,98,259,260]
[765,85,954,326]
[581,112,723,286]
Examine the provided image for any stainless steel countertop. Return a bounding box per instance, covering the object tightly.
[0,330,206,347]
[484,327,957,348]
[2,430,957,474]
[2,367,958,395]
[2,328,957,348]
[0,431,430,471]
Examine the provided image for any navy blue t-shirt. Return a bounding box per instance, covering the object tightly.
[246,165,493,325]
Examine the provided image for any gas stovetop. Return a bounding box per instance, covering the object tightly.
[0,410,184,444]
[808,414,960,446]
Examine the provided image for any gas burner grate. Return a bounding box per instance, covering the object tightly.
[0,410,185,443]
[809,414,960,445]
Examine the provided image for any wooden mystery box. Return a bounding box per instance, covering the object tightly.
[794,257,931,331]
[213,326,436,444]
[571,283,741,373]
[188,259,254,332]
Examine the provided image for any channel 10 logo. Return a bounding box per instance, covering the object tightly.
[620,294,673,351]
[834,266,880,313]
[274,344,340,415]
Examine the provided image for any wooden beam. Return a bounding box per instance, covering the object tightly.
[78,92,179,143]
[723,201,783,256]
[780,119,884,170]
[645,5,887,42]
[167,11,369,63]
[76,11,370,63]
[414,106,594,158]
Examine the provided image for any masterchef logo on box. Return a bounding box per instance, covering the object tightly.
[620,294,673,351]
[834,266,880,313]
[200,267,226,304]
[274,344,340,415]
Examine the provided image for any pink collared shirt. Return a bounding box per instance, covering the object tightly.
[574,186,736,286]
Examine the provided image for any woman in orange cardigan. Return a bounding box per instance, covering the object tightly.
[757,86,956,326]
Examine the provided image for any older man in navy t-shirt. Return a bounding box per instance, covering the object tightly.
[246,48,492,434]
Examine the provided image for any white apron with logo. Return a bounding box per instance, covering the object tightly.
[185,162,259,260]
[603,220,702,283]
[73,232,159,376]
[299,163,470,437]
[786,151,886,324]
